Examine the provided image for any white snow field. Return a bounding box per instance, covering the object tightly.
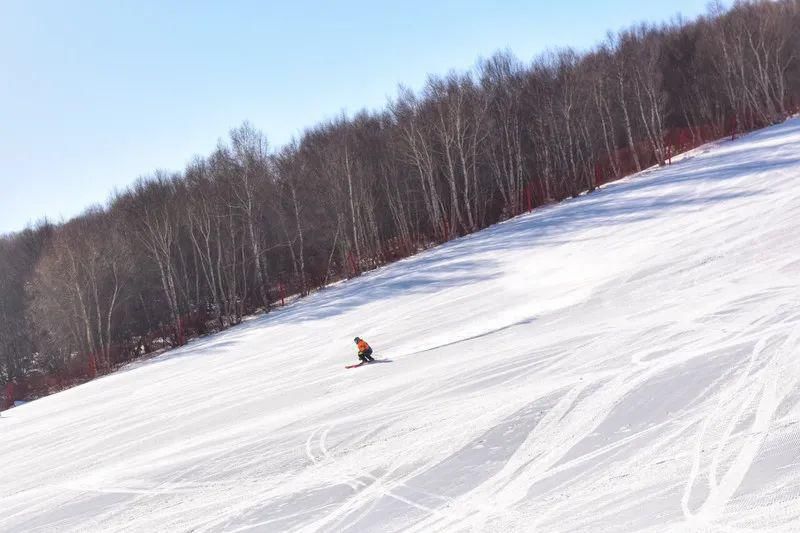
[4,119,800,533]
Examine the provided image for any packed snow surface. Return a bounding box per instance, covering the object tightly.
[4,120,800,532]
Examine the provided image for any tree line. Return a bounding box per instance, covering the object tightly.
[2,0,799,402]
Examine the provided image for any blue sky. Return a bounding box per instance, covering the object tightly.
[1,0,718,234]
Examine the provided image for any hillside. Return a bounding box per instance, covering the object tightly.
[2,118,800,532]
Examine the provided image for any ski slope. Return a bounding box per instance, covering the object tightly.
[3,119,800,532]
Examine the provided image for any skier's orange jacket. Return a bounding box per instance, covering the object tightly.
[357,339,370,353]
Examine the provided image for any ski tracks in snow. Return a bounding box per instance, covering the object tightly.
[682,325,800,531]
[295,421,456,533]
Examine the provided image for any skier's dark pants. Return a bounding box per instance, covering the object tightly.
[359,347,375,362]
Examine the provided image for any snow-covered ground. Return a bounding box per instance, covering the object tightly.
[3,119,800,532]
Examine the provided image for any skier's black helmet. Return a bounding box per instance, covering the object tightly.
[354,337,360,343]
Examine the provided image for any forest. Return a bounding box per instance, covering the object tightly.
[2,0,798,403]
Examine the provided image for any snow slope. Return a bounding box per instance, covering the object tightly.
[3,119,800,532]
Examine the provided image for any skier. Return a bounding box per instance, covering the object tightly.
[354,337,375,363]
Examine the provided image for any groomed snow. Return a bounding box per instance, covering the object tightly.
[3,119,800,532]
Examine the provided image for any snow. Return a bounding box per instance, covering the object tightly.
[3,119,800,532]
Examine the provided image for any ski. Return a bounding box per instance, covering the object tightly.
[345,359,391,369]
